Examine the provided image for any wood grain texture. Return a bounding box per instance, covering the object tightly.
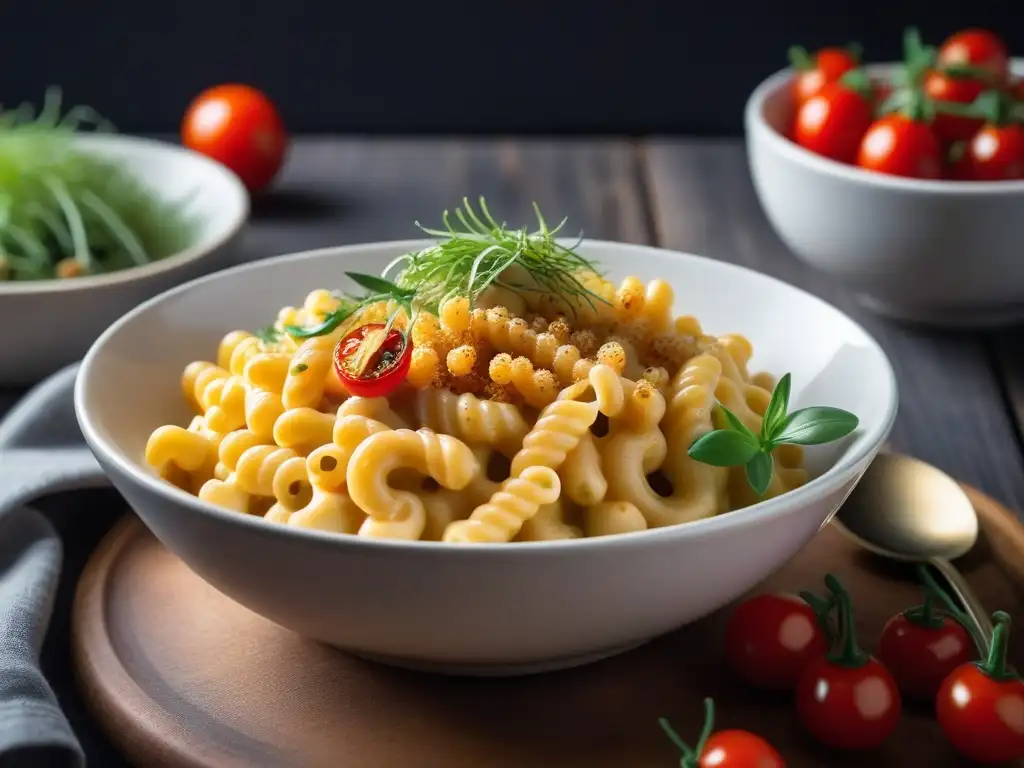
[643,139,1024,514]
[238,137,651,262]
[74,486,1024,768]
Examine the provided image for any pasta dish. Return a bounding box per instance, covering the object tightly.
[145,200,856,543]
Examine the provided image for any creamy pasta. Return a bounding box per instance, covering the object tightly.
[145,202,822,543]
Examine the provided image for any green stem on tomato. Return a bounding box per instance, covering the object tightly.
[915,564,986,655]
[824,573,869,668]
[838,69,874,102]
[657,698,715,768]
[787,45,815,71]
[799,590,838,645]
[904,591,943,630]
[980,611,1016,682]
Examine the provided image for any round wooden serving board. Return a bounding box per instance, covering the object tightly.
[74,485,1024,768]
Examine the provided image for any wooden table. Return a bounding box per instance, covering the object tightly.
[4,137,1024,767]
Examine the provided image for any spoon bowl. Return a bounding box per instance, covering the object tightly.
[834,451,991,651]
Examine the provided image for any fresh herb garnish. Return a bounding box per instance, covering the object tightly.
[383,197,608,315]
[291,363,308,373]
[255,325,280,344]
[688,373,859,496]
[270,199,606,341]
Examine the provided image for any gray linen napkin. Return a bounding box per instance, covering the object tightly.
[0,363,108,767]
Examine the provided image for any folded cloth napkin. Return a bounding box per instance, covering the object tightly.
[0,364,109,767]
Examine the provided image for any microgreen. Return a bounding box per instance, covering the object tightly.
[688,373,859,496]
[268,198,608,340]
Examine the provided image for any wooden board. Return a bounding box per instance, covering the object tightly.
[73,484,1024,768]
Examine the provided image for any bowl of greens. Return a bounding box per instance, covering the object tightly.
[0,92,249,384]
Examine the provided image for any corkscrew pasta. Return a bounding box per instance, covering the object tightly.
[145,265,809,543]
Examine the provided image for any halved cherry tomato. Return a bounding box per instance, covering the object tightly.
[723,592,828,689]
[952,123,1024,181]
[795,575,901,750]
[937,611,1024,764]
[923,70,987,143]
[857,113,943,179]
[660,699,784,768]
[333,322,411,398]
[182,84,289,192]
[877,610,973,699]
[794,79,875,164]
[790,46,860,107]
[938,28,1010,85]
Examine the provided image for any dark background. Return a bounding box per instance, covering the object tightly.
[2,1,1022,136]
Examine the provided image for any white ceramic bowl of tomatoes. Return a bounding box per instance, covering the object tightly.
[746,27,1024,327]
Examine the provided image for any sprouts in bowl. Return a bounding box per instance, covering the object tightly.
[76,205,897,674]
[0,96,248,383]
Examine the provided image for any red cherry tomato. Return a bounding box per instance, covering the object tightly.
[923,70,987,143]
[857,114,943,179]
[1011,79,1024,102]
[938,28,1010,84]
[724,593,828,689]
[333,322,411,398]
[660,699,784,768]
[937,611,1024,764]
[794,80,874,164]
[877,610,974,699]
[791,47,859,106]
[952,123,1024,181]
[794,575,901,751]
[182,84,289,192]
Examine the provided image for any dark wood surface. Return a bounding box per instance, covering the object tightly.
[73,486,1024,767]
[3,136,1024,766]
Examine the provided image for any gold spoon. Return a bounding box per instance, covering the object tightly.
[833,451,993,653]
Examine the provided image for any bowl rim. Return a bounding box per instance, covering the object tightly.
[745,57,1024,194]
[76,238,900,555]
[0,133,250,296]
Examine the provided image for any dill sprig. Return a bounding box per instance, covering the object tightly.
[0,87,199,281]
[381,197,607,316]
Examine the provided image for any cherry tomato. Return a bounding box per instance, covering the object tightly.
[857,114,943,179]
[333,323,411,398]
[660,699,784,768]
[1011,78,1024,102]
[937,611,1024,764]
[791,47,859,107]
[795,575,901,750]
[877,610,973,699]
[938,28,1010,84]
[952,123,1024,181]
[794,80,874,164]
[182,84,289,192]
[923,70,987,143]
[723,592,828,689]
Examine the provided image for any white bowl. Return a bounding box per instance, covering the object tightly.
[745,60,1024,328]
[75,240,898,676]
[0,134,249,384]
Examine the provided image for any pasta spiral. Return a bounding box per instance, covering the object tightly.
[413,388,530,456]
[442,465,561,543]
[508,398,600,479]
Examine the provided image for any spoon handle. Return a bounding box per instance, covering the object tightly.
[929,556,994,654]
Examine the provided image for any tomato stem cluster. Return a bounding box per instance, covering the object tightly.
[658,698,716,768]
[913,565,987,654]
[981,611,1016,683]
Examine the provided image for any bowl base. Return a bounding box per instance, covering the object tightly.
[342,639,651,677]
[855,293,1024,329]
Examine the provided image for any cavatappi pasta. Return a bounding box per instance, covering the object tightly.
[145,273,808,543]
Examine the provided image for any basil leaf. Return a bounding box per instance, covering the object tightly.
[688,429,760,467]
[773,406,859,445]
[745,451,774,497]
[760,373,791,441]
[713,403,759,443]
[345,272,404,296]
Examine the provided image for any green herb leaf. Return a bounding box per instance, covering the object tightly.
[714,402,759,443]
[345,272,408,297]
[255,325,280,344]
[745,452,775,497]
[284,304,357,339]
[291,363,308,373]
[773,406,859,445]
[760,373,791,442]
[687,429,760,467]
